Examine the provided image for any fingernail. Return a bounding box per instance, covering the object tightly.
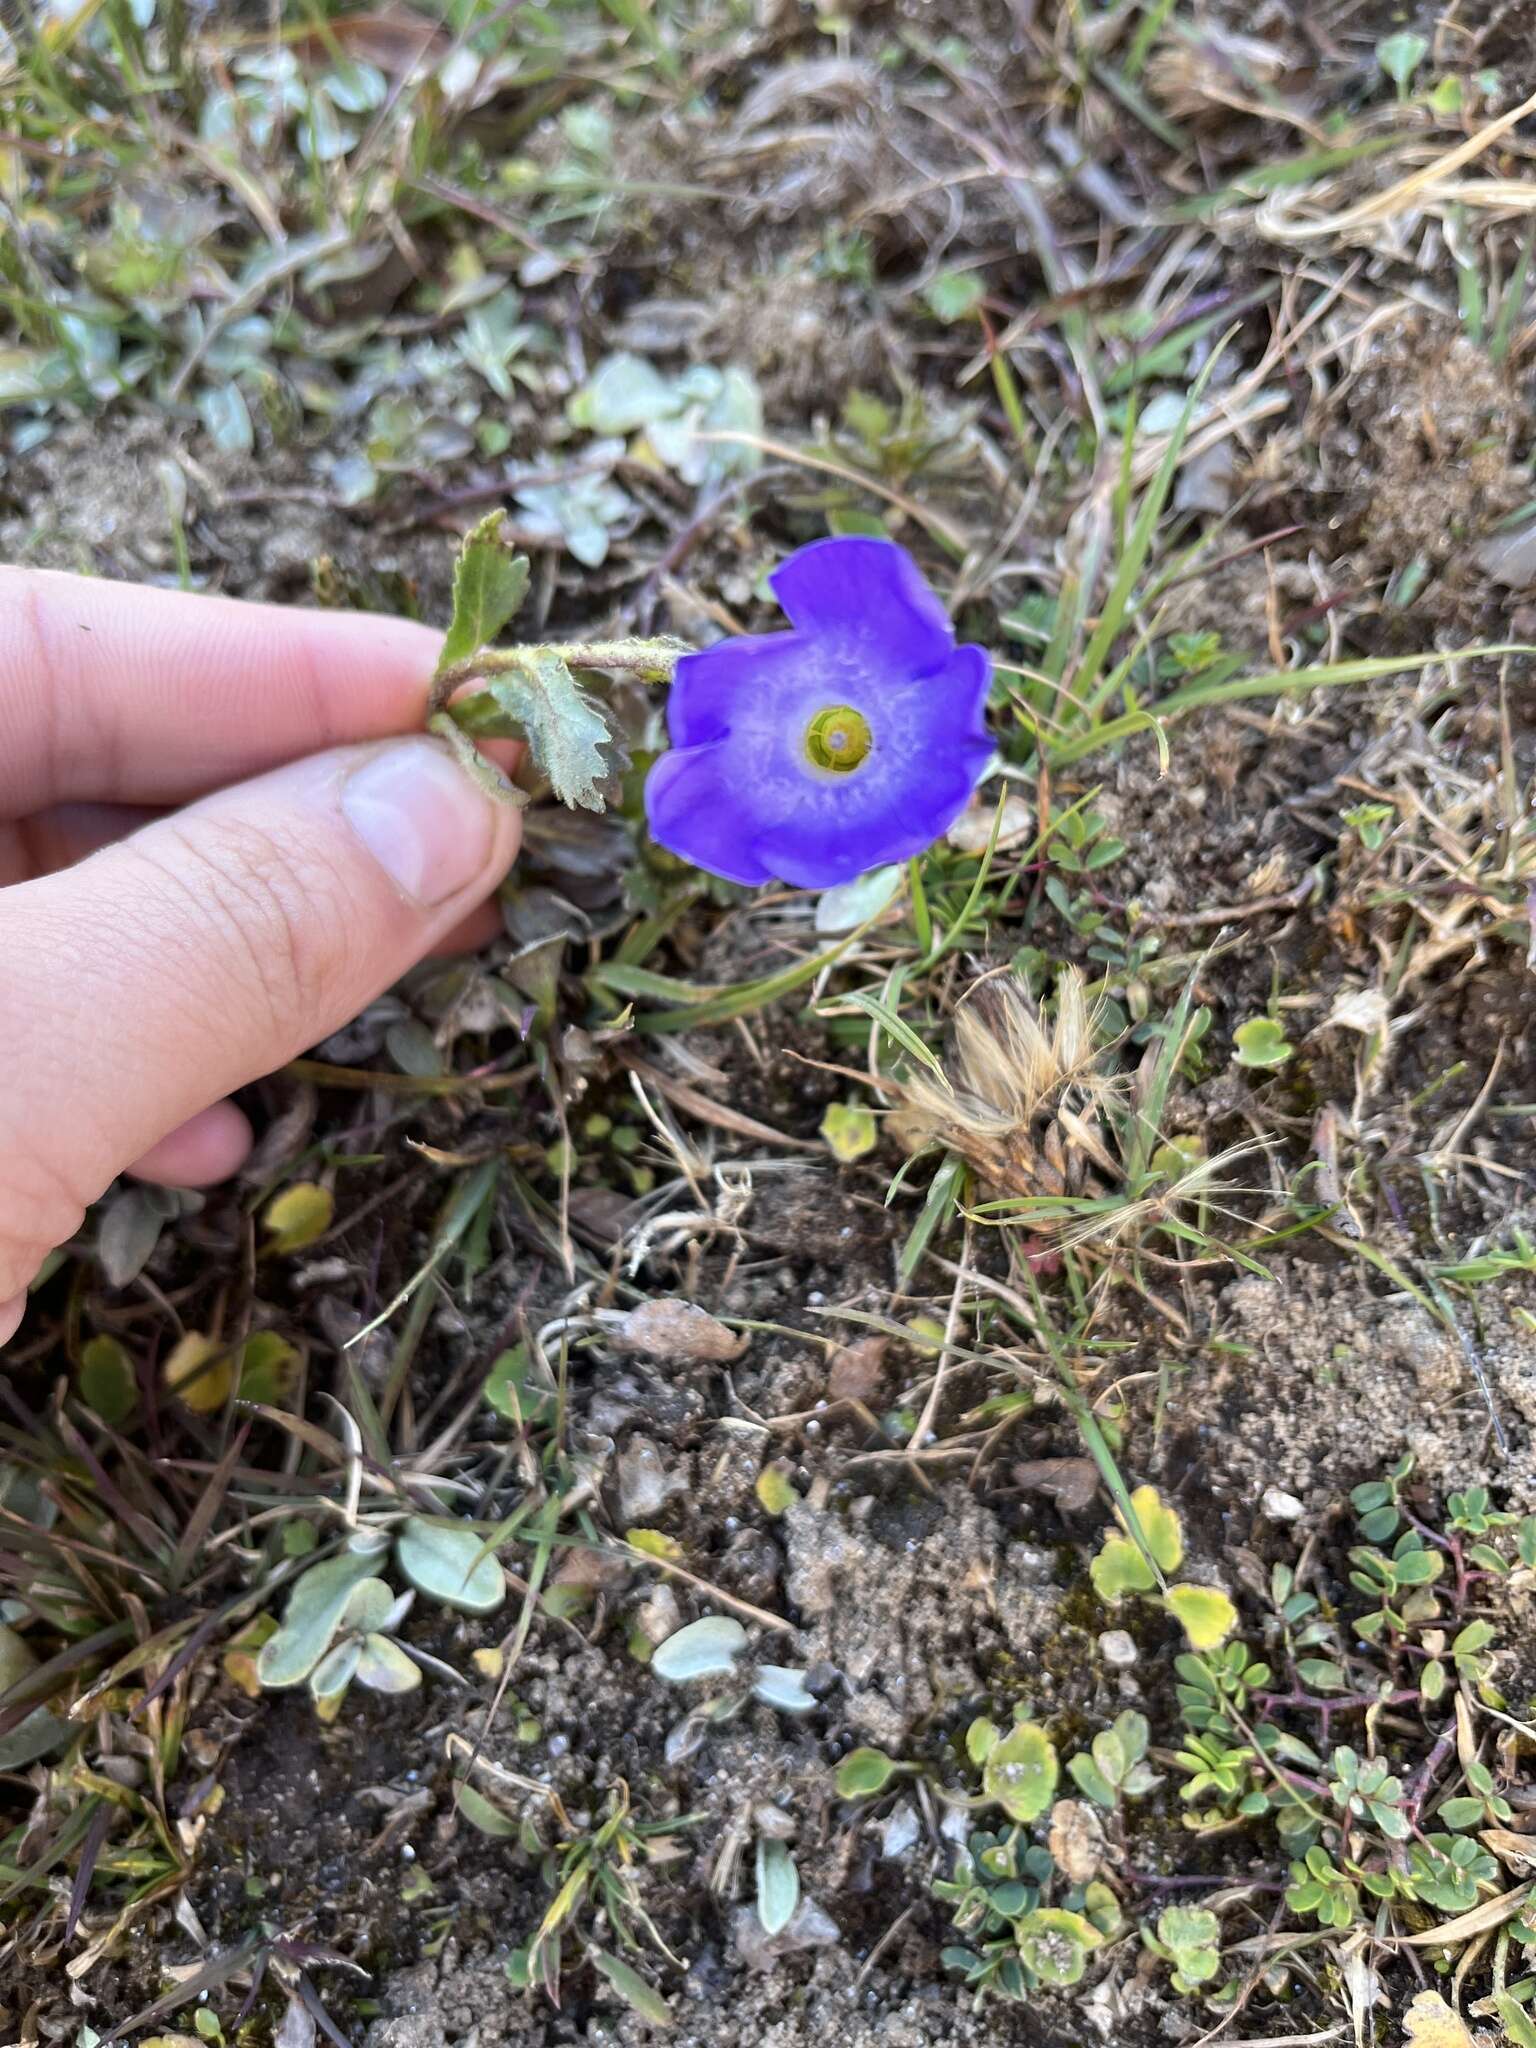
[341,739,498,907]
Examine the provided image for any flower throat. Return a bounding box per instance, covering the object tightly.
[803,704,872,774]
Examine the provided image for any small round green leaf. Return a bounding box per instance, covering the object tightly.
[835,1747,898,1799]
[354,1634,422,1695]
[395,1516,505,1615]
[983,1721,1058,1824]
[650,1615,747,1684]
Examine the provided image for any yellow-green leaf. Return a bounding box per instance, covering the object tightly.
[820,1099,878,1163]
[627,1527,683,1561]
[983,1720,1058,1824]
[1166,1583,1239,1651]
[1400,1989,1477,2048]
[221,1613,279,1699]
[236,1331,299,1406]
[1126,1484,1184,1575]
[163,1331,231,1414]
[262,1182,334,1255]
[1090,1534,1156,1602]
[754,1465,799,1516]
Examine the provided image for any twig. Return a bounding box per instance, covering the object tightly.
[853,1904,919,1991]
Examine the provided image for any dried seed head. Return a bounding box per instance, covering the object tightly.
[893,969,1122,1212]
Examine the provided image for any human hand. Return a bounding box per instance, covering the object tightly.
[0,568,522,1348]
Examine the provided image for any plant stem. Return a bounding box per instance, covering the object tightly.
[432,638,687,714]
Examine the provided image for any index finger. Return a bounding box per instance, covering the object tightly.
[0,567,443,817]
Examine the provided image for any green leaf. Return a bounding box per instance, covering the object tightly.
[923,270,986,323]
[754,1465,799,1515]
[755,1836,800,1937]
[483,1342,557,1429]
[235,1331,298,1406]
[1068,1755,1117,1810]
[1165,1584,1239,1651]
[1495,1993,1536,2048]
[354,1634,422,1695]
[836,1747,898,1798]
[568,352,679,434]
[752,1665,816,1713]
[589,1948,673,2028]
[967,1717,999,1766]
[455,1781,519,1837]
[1377,30,1427,98]
[1232,1017,1293,1070]
[255,1540,389,1689]
[437,511,530,675]
[1015,1908,1100,1987]
[338,1577,397,1634]
[983,1721,1058,1823]
[395,1517,505,1615]
[79,1334,137,1426]
[452,652,613,811]
[815,864,903,934]
[0,1624,69,1770]
[1392,1547,1444,1587]
[309,1635,361,1707]
[650,1615,747,1683]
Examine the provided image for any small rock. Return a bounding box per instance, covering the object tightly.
[1098,1629,1138,1669]
[1476,520,1536,588]
[617,1435,683,1523]
[827,1336,888,1404]
[879,1801,921,1859]
[1262,1487,1305,1523]
[1174,436,1235,515]
[733,1896,840,1969]
[635,1583,682,1647]
[946,790,1033,853]
[939,1804,971,1847]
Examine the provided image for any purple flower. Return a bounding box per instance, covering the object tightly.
[644,537,992,888]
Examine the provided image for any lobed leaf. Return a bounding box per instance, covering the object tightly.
[452,653,615,811]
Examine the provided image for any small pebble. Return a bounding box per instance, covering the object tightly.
[1262,1487,1306,1522]
[1098,1629,1138,1669]
[880,1802,921,1859]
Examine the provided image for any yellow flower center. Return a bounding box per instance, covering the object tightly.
[803,704,872,774]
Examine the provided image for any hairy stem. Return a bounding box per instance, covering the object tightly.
[431,638,687,714]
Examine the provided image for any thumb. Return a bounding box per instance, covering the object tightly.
[0,736,519,1342]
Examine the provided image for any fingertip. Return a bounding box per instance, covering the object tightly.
[128,1100,254,1188]
[0,1293,22,1351]
[433,898,505,956]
